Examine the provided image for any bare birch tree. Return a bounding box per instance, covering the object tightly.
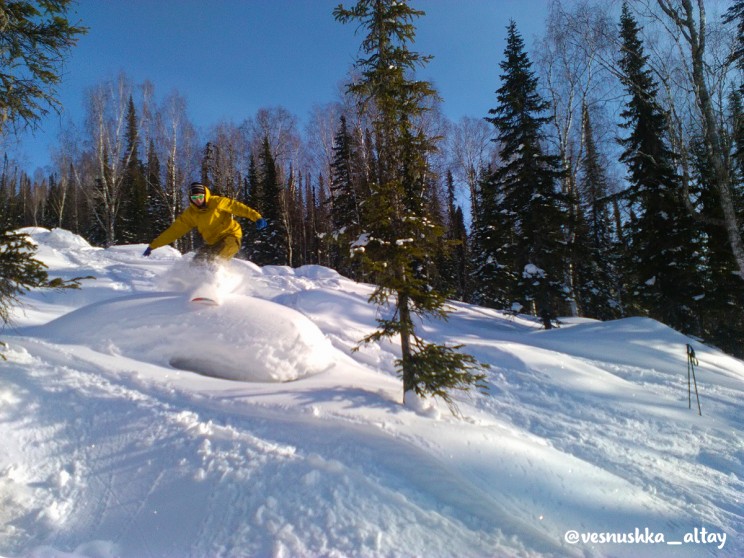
[241,106,302,172]
[305,102,344,186]
[643,0,744,280]
[152,91,197,250]
[536,0,619,315]
[203,121,250,198]
[82,73,150,246]
[447,116,495,222]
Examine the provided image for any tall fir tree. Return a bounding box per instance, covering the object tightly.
[689,93,744,358]
[85,144,112,247]
[43,173,63,229]
[286,166,303,266]
[617,3,704,334]
[470,163,516,309]
[117,96,148,243]
[425,174,450,295]
[442,170,469,301]
[732,90,744,192]
[724,0,744,89]
[302,173,319,265]
[251,137,289,266]
[574,105,623,320]
[242,154,261,260]
[145,139,169,242]
[482,21,569,328]
[329,115,364,278]
[200,142,219,194]
[335,0,487,411]
[61,163,82,235]
[0,155,12,229]
[314,173,332,267]
[692,134,744,358]
[164,154,188,252]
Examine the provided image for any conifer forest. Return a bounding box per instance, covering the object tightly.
[2,0,744,360]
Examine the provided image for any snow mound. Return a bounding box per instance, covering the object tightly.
[20,227,92,250]
[29,293,336,383]
[168,295,336,382]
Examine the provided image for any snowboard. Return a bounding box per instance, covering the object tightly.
[190,295,220,306]
[179,255,240,307]
[189,281,223,306]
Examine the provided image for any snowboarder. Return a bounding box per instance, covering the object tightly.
[143,181,267,262]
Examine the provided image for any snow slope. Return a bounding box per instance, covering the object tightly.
[1,227,742,558]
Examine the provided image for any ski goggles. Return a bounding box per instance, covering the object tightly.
[190,194,205,201]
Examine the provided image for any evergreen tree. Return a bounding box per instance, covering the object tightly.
[425,175,449,295]
[0,229,89,357]
[484,21,569,328]
[302,173,319,265]
[335,0,487,411]
[117,96,148,243]
[245,153,261,210]
[61,163,83,235]
[286,166,303,267]
[0,157,24,231]
[692,135,744,358]
[314,173,332,267]
[200,142,219,194]
[251,137,289,266]
[451,205,469,299]
[732,90,744,192]
[44,173,63,228]
[617,3,704,333]
[689,94,744,358]
[724,0,744,84]
[442,170,469,301]
[164,154,189,252]
[242,154,261,260]
[0,230,49,327]
[145,139,169,241]
[329,115,363,278]
[574,105,622,320]
[0,1,86,134]
[0,155,11,229]
[470,165,515,309]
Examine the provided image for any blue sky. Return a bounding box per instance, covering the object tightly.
[9,0,549,171]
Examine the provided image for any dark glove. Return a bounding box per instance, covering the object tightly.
[255,218,268,231]
[143,246,152,257]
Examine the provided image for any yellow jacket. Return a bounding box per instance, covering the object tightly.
[149,186,262,249]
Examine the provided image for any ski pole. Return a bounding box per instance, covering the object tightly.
[686,343,701,416]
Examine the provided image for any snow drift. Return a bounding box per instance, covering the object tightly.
[28,292,335,383]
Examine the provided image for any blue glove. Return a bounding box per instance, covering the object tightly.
[255,218,268,231]
[143,246,152,257]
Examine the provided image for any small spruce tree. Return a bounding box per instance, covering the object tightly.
[0,229,88,358]
[334,0,488,411]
